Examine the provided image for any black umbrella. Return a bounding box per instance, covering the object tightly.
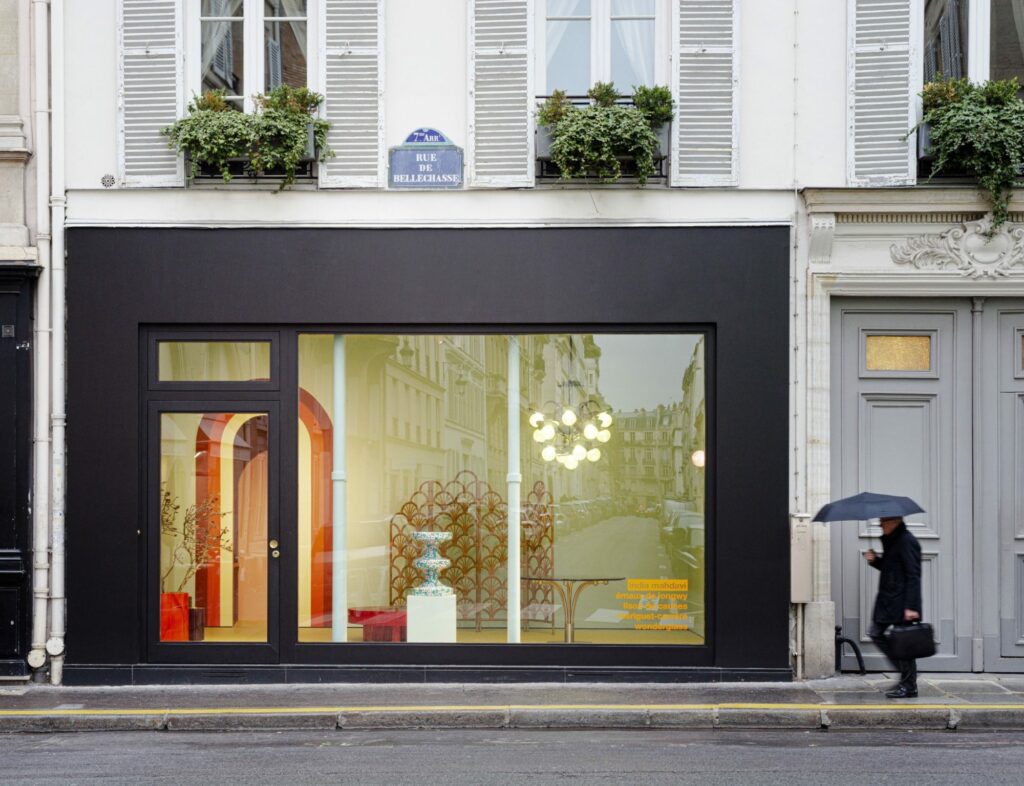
[813,491,924,523]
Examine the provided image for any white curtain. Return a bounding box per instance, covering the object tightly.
[612,11,653,87]
[546,0,589,92]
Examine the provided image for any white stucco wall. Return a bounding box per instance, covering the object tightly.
[61,0,851,224]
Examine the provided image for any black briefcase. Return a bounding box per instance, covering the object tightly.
[886,622,936,660]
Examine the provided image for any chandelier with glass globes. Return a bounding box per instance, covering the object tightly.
[529,399,612,470]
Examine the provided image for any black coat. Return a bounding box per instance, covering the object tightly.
[870,522,923,625]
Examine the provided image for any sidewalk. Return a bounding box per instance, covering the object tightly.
[3,673,1024,732]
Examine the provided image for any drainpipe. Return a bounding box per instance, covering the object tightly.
[47,0,66,684]
[27,0,51,676]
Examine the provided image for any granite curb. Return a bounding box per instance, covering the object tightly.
[2,705,1024,732]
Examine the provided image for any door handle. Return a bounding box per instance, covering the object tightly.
[269,539,280,558]
[269,539,279,549]
[271,550,280,559]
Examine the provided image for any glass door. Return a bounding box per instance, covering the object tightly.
[148,401,280,663]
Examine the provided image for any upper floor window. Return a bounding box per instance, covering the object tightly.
[194,0,311,112]
[537,0,667,96]
[924,0,968,81]
[923,0,1024,87]
[990,0,1024,85]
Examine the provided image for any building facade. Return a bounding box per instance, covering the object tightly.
[6,0,1024,683]
[0,0,39,679]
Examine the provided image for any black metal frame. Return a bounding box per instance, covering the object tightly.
[66,226,790,681]
[145,399,281,665]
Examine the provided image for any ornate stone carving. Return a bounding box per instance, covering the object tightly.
[891,215,1024,278]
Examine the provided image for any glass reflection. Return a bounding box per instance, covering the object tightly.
[924,0,968,81]
[297,334,706,646]
[201,0,244,106]
[158,341,270,382]
[991,0,1024,92]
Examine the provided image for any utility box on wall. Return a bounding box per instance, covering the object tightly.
[790,515,813,604]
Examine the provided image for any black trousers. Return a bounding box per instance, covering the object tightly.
[870,622,917,690]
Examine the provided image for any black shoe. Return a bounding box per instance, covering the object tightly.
[885,686,918,699]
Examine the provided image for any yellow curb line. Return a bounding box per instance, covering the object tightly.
[2,703,1024,717]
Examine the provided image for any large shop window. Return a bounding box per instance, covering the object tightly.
[197,0,309,111]
[296,333,706,647]
[538,0,665,96]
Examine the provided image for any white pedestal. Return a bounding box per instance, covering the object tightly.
[406,594,457,643]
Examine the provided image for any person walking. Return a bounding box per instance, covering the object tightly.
[864,516,922,699]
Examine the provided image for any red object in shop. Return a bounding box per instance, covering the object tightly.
[348,607,407,642]
[161,592,190,641]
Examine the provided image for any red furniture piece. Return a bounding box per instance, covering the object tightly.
[348,607,407,642]
[160,592,190,641]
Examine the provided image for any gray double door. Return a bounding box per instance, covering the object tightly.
[833,298,1024,672]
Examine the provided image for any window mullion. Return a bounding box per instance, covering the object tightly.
[967,0,990,81]
[245,0,263,111]
[186,3,201,107]
[594,0,609,85]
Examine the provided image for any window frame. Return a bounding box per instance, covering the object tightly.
[148,329,282,392]
[185,0,320,113]
[534,0,670,98]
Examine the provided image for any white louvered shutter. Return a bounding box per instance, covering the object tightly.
[469,0,533,187]
[672,0,738,187]
[117,0,183,187]
[848,0,918,186]
[320,0,384,188]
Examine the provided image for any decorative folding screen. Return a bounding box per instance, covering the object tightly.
[389,472,555,630]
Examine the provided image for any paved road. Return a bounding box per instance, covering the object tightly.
[4,729,1024,785]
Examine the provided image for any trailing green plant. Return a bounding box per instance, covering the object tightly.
[250,86,331,186]
[916,76,1024,228]
[537,81,672,184]
[550,104,659,183]
[632,84,675,129]
[163,85,333,189]
[162,90,254,183]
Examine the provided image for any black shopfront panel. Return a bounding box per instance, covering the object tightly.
[66,227,789,684]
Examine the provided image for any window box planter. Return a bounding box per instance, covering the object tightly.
[536,123,670,184]
[164,87,331,190]
[537,122,669,161]
[189,123,319,184]
[534,84,674,185]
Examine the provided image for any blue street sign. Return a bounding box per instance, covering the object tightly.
[389,128,463,189]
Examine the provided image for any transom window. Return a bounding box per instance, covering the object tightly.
[192,0,313,112]
[537,0,667,96]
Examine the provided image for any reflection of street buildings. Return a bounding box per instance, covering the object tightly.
[611,337,705,514]
[612,406,677,508]
[675,338,706,514]
[359,334,613,522]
